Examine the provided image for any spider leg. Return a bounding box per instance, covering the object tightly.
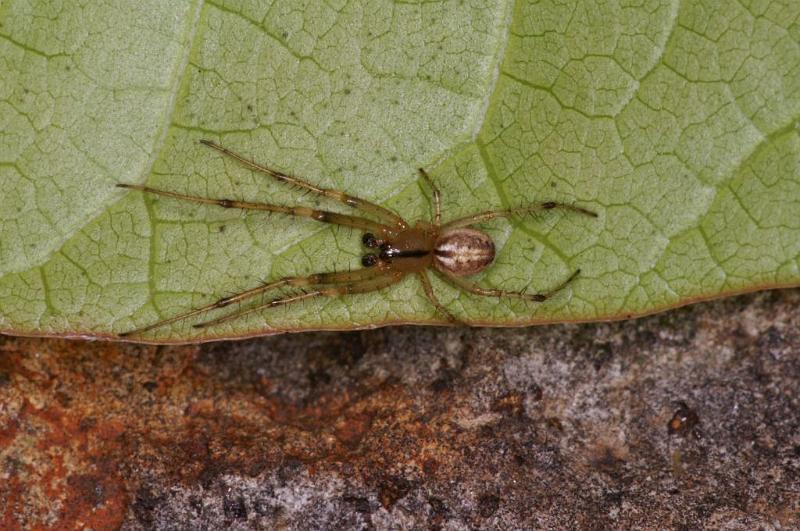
[417,271,463,325]
[118,268,383,337]
[435,268,581,303]
[417,168,441,226]
[199,140,408,229]
[193,271,405,329]
[117,184,392,235]
[443,202,597,230]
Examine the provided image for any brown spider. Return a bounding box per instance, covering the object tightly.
[117,140,597,337]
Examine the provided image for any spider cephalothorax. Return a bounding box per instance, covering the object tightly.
[117,140,596,337]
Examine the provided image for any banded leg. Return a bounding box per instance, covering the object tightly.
[119,268,382,337]
[443,202,597,230]
[417,271,463,324]
[417,168,441,226]
[117,184,392,235]
[194,272,405,329]
[436,269,581,302]
[200,140,408,229]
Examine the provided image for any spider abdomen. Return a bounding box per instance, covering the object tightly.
[433,228,495,277]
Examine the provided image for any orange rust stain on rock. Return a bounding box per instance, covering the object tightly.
[421,458,440,476]
[0,336,473,527]
[333,411,374,448]
[0,418,19,447]
[491,391,526,416]
[60,472,128,530]
[0,337,146,529]
[12,403,130,529]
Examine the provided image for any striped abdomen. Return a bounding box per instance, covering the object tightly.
[433,228,495,277]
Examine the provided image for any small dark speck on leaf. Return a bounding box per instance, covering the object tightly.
[142,381,157,392]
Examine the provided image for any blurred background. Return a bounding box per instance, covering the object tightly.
[1,289,798,529]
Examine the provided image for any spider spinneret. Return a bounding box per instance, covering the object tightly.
[117,140,597,337]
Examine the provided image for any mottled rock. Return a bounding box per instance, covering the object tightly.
[0,289,798,529]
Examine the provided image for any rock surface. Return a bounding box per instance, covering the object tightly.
[0,289,798,529]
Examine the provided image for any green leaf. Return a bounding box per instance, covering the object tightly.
[1,0,798,342]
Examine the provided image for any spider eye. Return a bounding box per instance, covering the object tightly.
[362,254,378,267]
[362,233,378,248]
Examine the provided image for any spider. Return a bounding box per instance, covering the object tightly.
[117,140,597,337]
